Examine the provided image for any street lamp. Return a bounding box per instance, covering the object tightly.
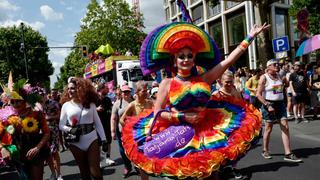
[20,22,29,79]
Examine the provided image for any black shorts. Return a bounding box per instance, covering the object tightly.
[292,92,308,104]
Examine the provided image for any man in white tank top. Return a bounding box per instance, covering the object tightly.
[256,59,302,162]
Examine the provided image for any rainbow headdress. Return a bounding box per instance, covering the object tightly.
[140,22,221,75]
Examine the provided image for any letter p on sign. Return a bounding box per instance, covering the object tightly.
[272,36,289,53]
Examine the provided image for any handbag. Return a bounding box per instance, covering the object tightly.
[140,109,195,158]
[64,107,83,143]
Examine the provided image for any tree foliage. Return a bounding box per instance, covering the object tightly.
[289,0,320,35]
[0,24,54,88]
[54,0,146,89]
[77,0,146,55]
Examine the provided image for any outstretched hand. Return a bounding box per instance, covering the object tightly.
[249,22,271,37]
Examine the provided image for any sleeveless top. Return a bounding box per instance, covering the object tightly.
[169,76,211,111]
[263,73,284,101]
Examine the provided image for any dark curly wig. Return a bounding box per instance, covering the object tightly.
[60,77,99,108]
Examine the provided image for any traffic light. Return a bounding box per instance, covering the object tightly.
[82,46,88,58]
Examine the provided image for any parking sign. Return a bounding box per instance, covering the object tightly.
[272,36,289,53]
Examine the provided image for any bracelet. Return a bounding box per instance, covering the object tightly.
[238,35,254,50]
[172,112,186,123]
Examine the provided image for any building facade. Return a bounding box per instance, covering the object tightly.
[163,0,296,69]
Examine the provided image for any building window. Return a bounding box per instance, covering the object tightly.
[191,0,201,4]
[208,21,224,58]
[227,12,248,68]
[207,2,221,18]
[225,1,240,9]
[208,21,223,49]
[183,0,188,6]
[275,8,288,37]
[227,13,246,45]
[171,1,177,16]
[165,8,170,22]
[163,0,168,6]
[192,4,203,24]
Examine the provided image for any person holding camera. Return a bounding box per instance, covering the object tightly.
[59,77,107,180]
[256,59,302,162]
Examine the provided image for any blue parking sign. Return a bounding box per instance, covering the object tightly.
[272,36,289,53]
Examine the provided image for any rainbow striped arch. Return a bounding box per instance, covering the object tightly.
[139,22,221,75]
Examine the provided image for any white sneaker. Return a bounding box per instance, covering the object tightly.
[105,158,115,166]
[49,173,56,180]
[57,175,64,180]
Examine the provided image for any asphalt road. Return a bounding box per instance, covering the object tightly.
[44,116,320,180]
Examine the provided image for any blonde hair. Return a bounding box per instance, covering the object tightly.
[135,80,147,92]
[221,70,234,80]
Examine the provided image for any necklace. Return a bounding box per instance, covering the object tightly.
[176,73,192,81]
[135,101,146,114]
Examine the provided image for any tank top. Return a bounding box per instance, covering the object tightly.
[263,73,284,101]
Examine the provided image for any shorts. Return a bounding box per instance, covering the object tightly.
[261,100,287,123]
[287,92,292,97]
[292,92,308,104]
[311,90,320,107]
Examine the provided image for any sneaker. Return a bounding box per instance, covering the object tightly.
[105,158,115,166]
[302,118,309,123]
[261,151,272,159]
[122,168,132,178]
[57,175,64,180]
[284,153,302,162]
[232,168,245,180]
[49,173,56,180]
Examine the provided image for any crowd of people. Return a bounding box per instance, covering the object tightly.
[1,21,319,180]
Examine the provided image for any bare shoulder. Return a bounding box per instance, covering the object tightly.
[159,78,172,87]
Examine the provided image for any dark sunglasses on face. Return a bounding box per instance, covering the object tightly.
[11,100,23,106]
[178,53,193,60]
[271,63,280,66]
[67,87,76,90]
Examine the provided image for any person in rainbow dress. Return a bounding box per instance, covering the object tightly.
[121,22,270,179]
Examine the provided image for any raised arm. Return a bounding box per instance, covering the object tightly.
[203,23,271,84]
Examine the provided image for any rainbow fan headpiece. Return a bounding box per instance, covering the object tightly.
[140,22,221,75]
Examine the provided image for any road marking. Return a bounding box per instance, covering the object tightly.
[294,134,320,142]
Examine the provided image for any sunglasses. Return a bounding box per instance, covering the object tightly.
[67,87,76,90]
[178,53,193,60]
[11,100,24,106]
[271,63,280,66]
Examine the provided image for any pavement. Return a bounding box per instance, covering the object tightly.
[44,115,320,180]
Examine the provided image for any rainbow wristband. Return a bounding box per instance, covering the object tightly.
[239,35,254,50]
[172,112,186,123]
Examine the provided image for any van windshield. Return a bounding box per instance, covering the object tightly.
[129,68,153,82]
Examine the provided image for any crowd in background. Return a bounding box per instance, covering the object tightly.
[1,57,319,180]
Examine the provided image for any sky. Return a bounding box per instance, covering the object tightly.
[0,0,166,87]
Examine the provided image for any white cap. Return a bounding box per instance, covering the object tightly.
[151,87,158,96]
[266,59,278,66]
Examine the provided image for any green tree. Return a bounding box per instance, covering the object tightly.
[77,0,146,55]
[53,50,87,90]
[289,0,320,35]
[0,24,54,88]
[54,0,146,89]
